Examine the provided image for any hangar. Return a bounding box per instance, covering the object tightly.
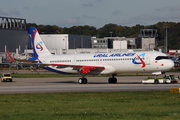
[0,17,29,53]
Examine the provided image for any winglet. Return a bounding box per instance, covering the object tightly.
[6,50,14,62]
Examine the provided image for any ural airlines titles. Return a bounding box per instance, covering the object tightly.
[93,53,136,58]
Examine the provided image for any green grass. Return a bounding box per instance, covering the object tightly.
[0,91,180,120]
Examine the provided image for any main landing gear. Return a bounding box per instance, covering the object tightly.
[78,74,118,84]
[108,74,117,83]
[78,73,88,84]
[78,78,87,84]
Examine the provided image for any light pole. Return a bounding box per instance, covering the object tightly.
[109,32,113,37]
[164,26,170,53]
[120,38,121,52]
[74,37,75,49]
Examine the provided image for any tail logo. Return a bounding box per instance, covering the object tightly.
[132,53,146,68]
[36,41,43,51]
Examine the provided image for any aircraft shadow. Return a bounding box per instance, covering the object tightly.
[87,82,141,84]
[45,81,76,83]
[45,81,142,84]
[45,81,179,84]
[117,82,141,84]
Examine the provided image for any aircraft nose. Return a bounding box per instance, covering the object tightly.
[166,60,174,70]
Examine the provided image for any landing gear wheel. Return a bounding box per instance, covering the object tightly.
[113,78,117,83]
[83,78,87,84]
[78,78,83,84]
[108,78,117,83]
[108,78,112,83]
[78,78,88,84]
[154,79,159,84]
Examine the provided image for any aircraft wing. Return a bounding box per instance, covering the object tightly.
[22,62,105,74]
[15,59,39,63]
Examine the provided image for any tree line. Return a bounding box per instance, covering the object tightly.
[26,22,180,49]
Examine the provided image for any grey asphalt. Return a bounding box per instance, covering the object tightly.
[0,75,180,94]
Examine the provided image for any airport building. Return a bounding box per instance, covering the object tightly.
[0,17,29,53]
[40,34,91,50]
[40,29,157,54]
[91,37,136,49]
[39,34,91,54]
[139,29,158,50]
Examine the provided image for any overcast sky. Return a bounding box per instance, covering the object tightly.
[0,0,180,28]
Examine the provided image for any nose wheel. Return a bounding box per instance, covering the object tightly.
[78,78,87,84]
[153,74,159,84]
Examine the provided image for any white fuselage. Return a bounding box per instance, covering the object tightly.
[38,51,174,75]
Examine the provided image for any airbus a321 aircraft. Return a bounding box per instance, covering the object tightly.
[29,27,174,84]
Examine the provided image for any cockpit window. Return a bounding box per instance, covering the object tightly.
[155,56,170,60]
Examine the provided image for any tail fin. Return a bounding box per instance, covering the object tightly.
[6,50,14,62]
[30,27,51,57]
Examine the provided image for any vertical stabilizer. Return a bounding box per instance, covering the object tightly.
[6,50,14,62]
[30,27,51,57]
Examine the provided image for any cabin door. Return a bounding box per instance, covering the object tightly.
[145,54,152,65]
[72,57,77,65]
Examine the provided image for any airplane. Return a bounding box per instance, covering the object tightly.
[6,50,38,63]
[6,50,39,70]
[5,50,25,69]
[27,27,174,84]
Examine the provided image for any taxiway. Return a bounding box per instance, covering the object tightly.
[0,76,179,94]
